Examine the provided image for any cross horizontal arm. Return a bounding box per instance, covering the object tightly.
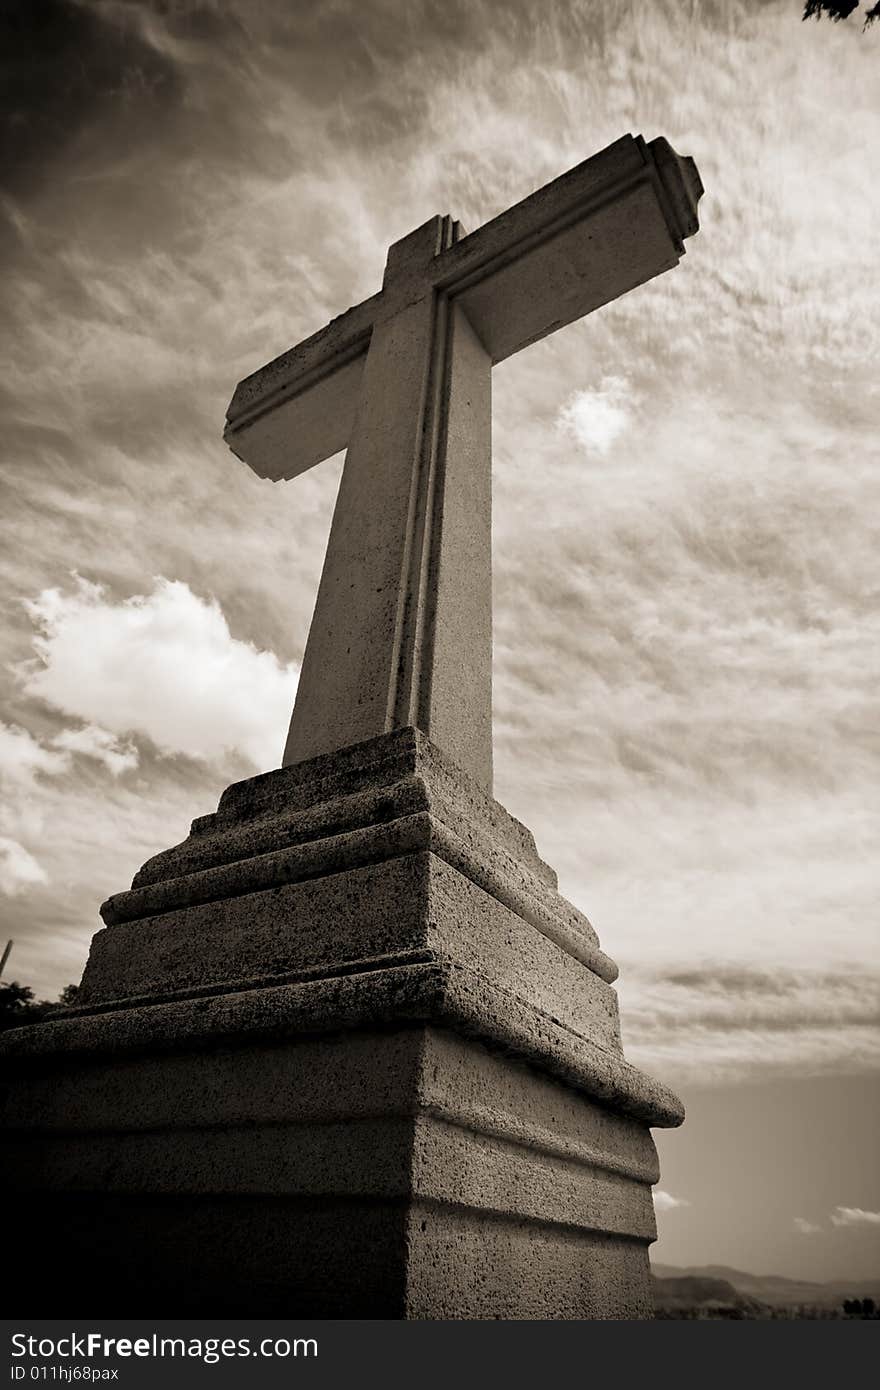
[433,134,702,363]
[224,290,381,481]
[224,134,701,485]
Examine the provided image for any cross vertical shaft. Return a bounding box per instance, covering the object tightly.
[284,220,494,790]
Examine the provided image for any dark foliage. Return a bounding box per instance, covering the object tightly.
[843,1297,878,1317]
[802,1,879,26]
[0,979,79,1030]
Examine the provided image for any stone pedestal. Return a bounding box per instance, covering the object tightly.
[1,729,681,1317]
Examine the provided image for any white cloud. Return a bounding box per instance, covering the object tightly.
[653,1190,690,1213]
[830,1207,880,1229]
[556,376,635,457]
[0,836,48,896]
[794,1217,821,1235]
[51,725,139,777]
[18,577,298,771]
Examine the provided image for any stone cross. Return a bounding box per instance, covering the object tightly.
[225,134,702,793]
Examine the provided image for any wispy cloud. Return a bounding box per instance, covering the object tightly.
[794,1217,822,1235]
[0,721,68,790]
[0,836,48,896]
[830,1207,880,1228]
[654,1190,690,1213]
[0,720,69,854]
[51,724,138,776]
[619,967,879,1083]
[0,716,133,899]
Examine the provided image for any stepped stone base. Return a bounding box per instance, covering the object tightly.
[0,728,682,1318]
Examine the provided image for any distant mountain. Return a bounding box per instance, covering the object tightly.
[652,1262,880,1308]
[651,1273,768,1318]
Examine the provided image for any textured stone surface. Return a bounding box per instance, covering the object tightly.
[136,727,556,890]
[86,728,616,1009]
[3,1024,662,1317]
[0,728,684,1316]
[61,726,682,1126]
[81,855,623,1050]
[6,1191,656,1318]
[283,289,494,785]
[404,1207,654,1321]
[225,134,702,784]
[5,961,679,1127]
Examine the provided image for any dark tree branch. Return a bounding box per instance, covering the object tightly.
[802,0,878,24]
[803,1,859,19]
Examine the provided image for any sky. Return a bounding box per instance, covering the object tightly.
[1,0,877,1282]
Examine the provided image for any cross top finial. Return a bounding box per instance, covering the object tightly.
[383,215,466,285]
